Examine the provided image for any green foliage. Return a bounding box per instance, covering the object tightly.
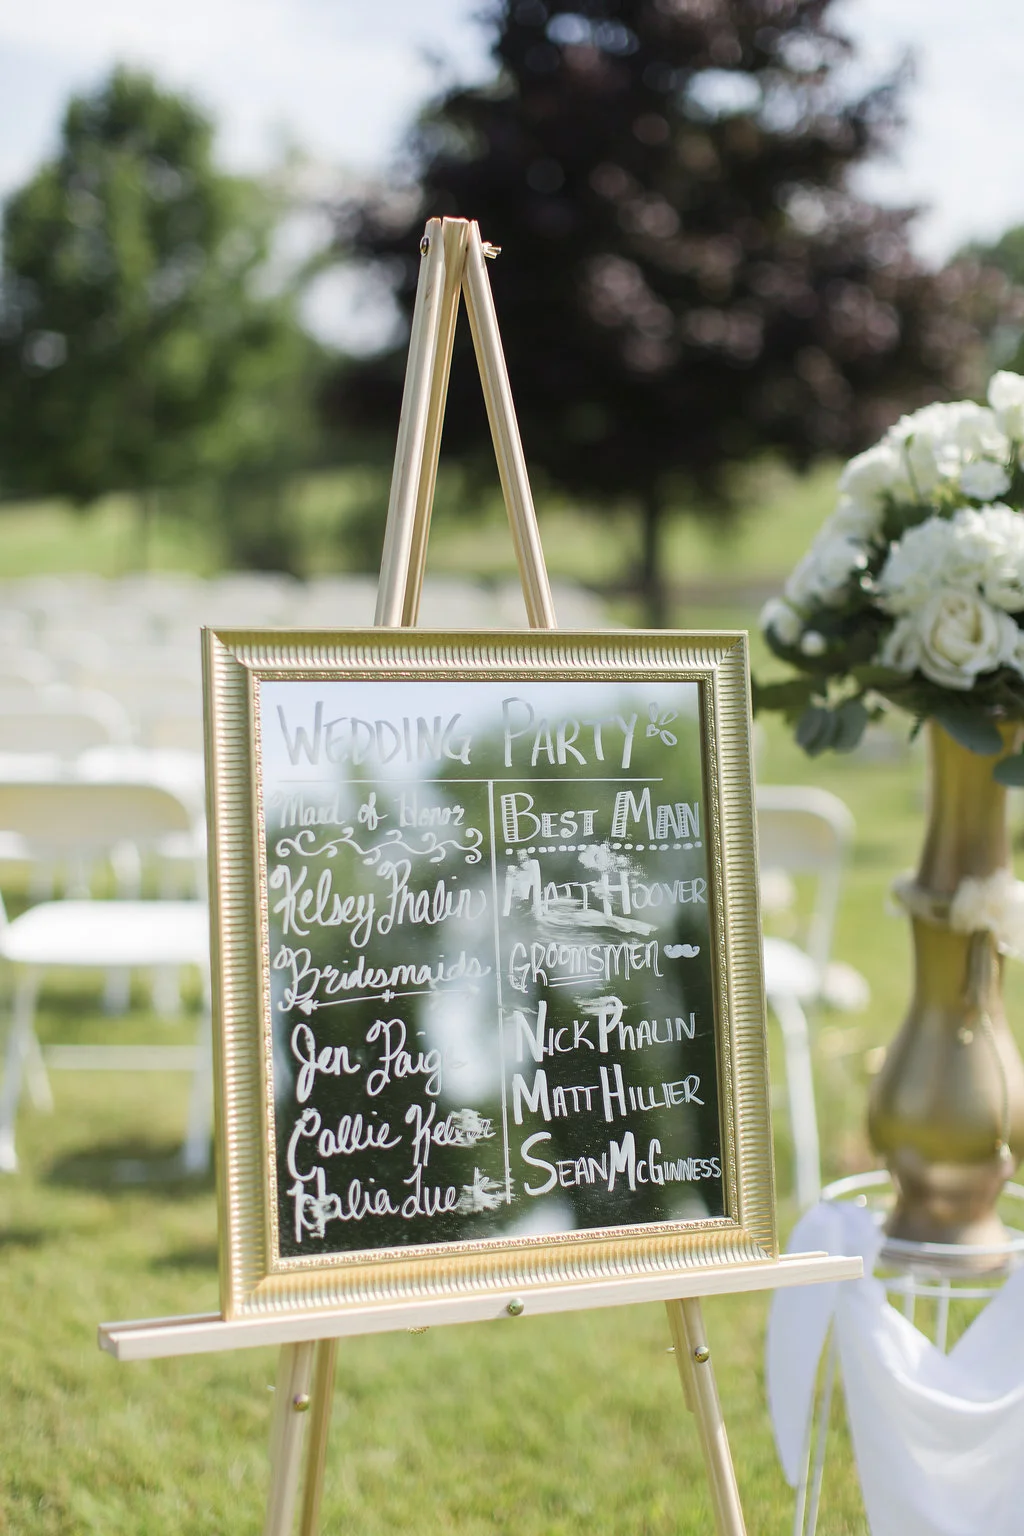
[993,751,1024,786]
[793,697,869,756]
[0,67,322,565]
[931,708,1005,758]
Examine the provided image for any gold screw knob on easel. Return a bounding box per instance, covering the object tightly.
[293,1393,311,1412]
[693,1345,711,1364]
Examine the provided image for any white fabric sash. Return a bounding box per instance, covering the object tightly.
[767,1201,1024,1536]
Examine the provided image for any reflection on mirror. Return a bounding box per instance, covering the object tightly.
[259,677,722,1262]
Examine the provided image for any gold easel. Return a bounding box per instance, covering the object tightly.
[99,217,861,1536]
[266,215,741,1536]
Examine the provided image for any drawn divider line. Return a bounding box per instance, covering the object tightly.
[273,777,667,784]
[487,777,512,1204]
[294,987,441,1010]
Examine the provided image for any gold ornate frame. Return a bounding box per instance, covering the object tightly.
[203,626,775,1321]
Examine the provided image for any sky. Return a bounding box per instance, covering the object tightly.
[1,0,1022,342]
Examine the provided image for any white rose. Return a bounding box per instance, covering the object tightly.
[880,589,1019,690]
[760,597,803,647]
[988,371,1024,439]
[800,630,827,656]
[784,534,868,608]
[959,460,1011,501]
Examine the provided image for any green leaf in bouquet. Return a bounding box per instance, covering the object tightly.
[762,626,800,664]
[932,708,1004,757]
[831,698,869,753]
[850,664,910,691]
[795,704,836,756]
[751,677,817,715]
[994,752,1024,787]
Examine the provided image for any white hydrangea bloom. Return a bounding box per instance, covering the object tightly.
[988,371,1024,439]
[783,532,868,609]
[877,505,1024,615]
[964,504,1024,609]
[830,493,886,540]
[880,589,1020,689]
[836,442,910,534]
[959,460,1011,501]
[770,373,1024,706]
[887,401,1009,496]
[760,597,803,647]
[876,516,961,613]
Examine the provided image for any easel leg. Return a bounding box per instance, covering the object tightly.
[264,1342,317,1536]
[298,1339,338,1536]
[666,1298,747,1536]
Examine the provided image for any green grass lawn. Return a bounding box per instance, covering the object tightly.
[0,456,839,591]
[2,466,1022,1532]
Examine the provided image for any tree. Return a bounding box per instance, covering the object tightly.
[329,0,979,622]
[0,68,320,568]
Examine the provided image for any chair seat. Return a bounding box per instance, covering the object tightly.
[0,900,209,968]
[0,831,32,863]
[762,936,820,1002]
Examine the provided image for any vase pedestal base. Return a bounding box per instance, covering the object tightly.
[882,1149,1017,1273]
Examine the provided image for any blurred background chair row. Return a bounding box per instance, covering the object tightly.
[758,786,869,1210]
[0,570,866,1199]
[0,571,610,752]
[0,572,604,1175]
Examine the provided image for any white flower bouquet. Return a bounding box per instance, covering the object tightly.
[758,370,1024,780]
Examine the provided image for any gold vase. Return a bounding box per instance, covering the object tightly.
[868,720,1024,1256]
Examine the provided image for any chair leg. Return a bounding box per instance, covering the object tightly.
[181,998,213,1175]
[103,968,132,1014]
[0,968,42,1172]
[151,965,183,1018]
[24,1013,53,1112]
[770,991,822,1209]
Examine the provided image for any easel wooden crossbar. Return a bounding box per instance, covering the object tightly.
[101,216,861,1536]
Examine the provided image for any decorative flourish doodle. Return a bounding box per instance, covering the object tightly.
[274,824,483,866]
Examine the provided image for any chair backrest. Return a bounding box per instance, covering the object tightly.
[0,710,113,757]
[0,687,132,756]
[756,785,855,977]
[78,674,201,747]
[0,781,194,860]
[0,649,56,688]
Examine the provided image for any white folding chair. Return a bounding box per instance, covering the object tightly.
[0,690,131,757]
[85,673,202,750]
[757,785,862,1209]
[0,781,212,1175]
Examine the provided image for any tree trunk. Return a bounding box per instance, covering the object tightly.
[639,487,667,628]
